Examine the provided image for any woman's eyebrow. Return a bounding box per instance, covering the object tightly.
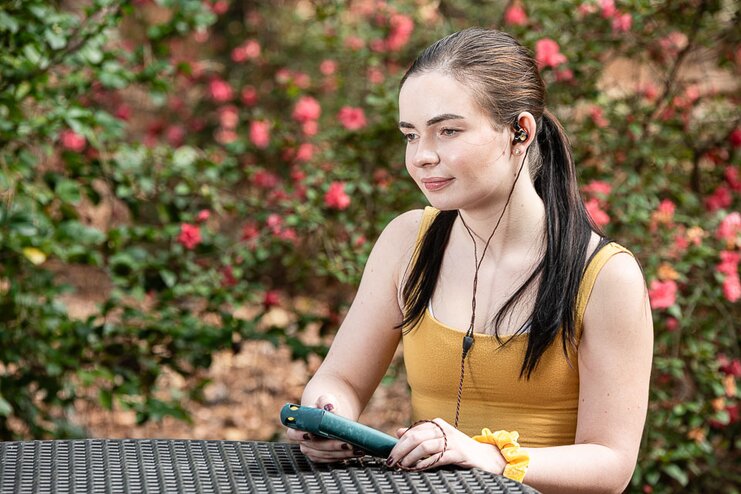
[398,113,466,129]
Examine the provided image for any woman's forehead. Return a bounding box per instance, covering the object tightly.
[399,72,485,123]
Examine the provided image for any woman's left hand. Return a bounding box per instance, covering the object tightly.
[387,418,506,473]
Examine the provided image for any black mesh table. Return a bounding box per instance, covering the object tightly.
[0,439,540,493]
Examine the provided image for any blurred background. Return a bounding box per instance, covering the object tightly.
[0,0,738,491]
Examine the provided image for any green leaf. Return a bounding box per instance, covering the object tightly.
[44,29,67,50]
[663,464,688,486]
[173,146,198,168]
[55,179,81,204]
[0,11,20,33]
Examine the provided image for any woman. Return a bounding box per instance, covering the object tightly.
[286,28,653,493]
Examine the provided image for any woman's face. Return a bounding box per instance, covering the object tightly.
[398,71,518,213]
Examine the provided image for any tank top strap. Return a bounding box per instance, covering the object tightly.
[414,206,441,248]
[575,242,634,338]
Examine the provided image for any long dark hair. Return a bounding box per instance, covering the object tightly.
[397,28,606,379]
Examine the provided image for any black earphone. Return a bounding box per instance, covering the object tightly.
[512,121,529,144]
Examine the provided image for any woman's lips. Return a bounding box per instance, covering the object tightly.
[421,178,454,191]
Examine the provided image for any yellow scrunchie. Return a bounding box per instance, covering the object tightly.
[472,428,530,483]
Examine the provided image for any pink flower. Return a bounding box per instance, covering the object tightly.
[535,38,567,68]
[367,67,385,85]
[166,125,185,146]
[324,181,351,210]
[731,128,741,148]
[221,265,237,287]
[659,32,688,58]
[589,106,609,128]
[612,12,632,33]
[115,103,132,121]
[241,85,258,106]
[197,209,211,222]
[337,106,367,131]
[386,14,414,51]
[720,358,741,378]
[60,129,86,152]
[231,40,261,62]
[295,143,314,163]
[177,223,201,250]
[717,251,740,276]
[218,105,239,129]
[292,96,321,123]
[320,59,337,76]
[266,214,283,233]
[648,279,677,309]
[293,72,311,89]
[723,273,741,302]
[716,212,741,244]
[241,222,259,241]
[249,120,271,149]
[705,185,732,212]
[665,317,679,332]
[209,0,229,15]
[215,128,236,145]
[585,198,610,228]
[252,169,279,189]
[555,68,574,82]
[208,78,233,102]
[582,180,612,196]
[344,35,365,50]
[263,290,281,309]
[725,166,741,192]
[302,120,319,136]
[504,3,528,26]
[578,3,597,16]
[599,0,617,18]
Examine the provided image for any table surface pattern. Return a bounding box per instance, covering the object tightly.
[0,439,540,493]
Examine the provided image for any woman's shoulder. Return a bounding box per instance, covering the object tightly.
[379,208,428,242]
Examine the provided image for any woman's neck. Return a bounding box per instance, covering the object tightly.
[456,183,546,261]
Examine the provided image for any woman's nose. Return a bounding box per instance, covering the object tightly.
[411,139,439,168]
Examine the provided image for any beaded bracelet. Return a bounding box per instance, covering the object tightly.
[471,428,530,483]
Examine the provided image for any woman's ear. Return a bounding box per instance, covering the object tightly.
[513,112,537,148]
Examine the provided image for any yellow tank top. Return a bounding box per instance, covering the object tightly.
[402,207,632,447]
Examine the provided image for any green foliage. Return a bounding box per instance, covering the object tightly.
[0,0,739,492]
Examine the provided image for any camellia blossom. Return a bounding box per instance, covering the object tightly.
[241,86,258,106]
[612,13,632,33]
[208,78,233,102]
[320,59,337,76]
[337,106,367,131]
[716,212,741,245]
[599,0,617,18]
[177,223,201,250]
[295,143,314,163]
[324,181,351,210]
[60,129,86,152]
[705,185,732,212]
[263,290,281,309]
[504,3,528,26]
[249,120,271,149]
[731,128,741,148]
[292,96,321,123]
[582,180,612,197]
[723,274,741,302]
[231,39,261,63]
[535,38,567,68]
[648,279,678,309]
[197,209,211,222]
[585,198,609,228]
[716,250,740,276]
[386,14,414,51]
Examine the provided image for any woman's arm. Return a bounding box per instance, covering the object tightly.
[286,210,423,460]
[389,252,653,494]
[523,252,653,493]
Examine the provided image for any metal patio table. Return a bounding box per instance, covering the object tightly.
[0,439,540,493]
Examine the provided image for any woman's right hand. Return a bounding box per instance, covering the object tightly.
[285,394,364,463]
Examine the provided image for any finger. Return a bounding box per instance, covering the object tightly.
[388,425,440,467]
[398,437,446,469]
[300,443,357,463]
[395,427,408,438]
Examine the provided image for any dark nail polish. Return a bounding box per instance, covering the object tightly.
[341,443,350,450]
[303,433,311,440]
[323,403,334,412]
[354,449,364,456]
[385,456,394,466]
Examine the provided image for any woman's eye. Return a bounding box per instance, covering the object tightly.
[441,128,459,136]
[403,133,418,142]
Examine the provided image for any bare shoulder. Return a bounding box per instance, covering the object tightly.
[380,209,425,241]
[583,240,651,340]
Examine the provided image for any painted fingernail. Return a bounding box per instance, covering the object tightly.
[385,456,394,466]
[323,403,334,412]
[354,449,364,456]
[303,433,311,440]
[341,443,350,450]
